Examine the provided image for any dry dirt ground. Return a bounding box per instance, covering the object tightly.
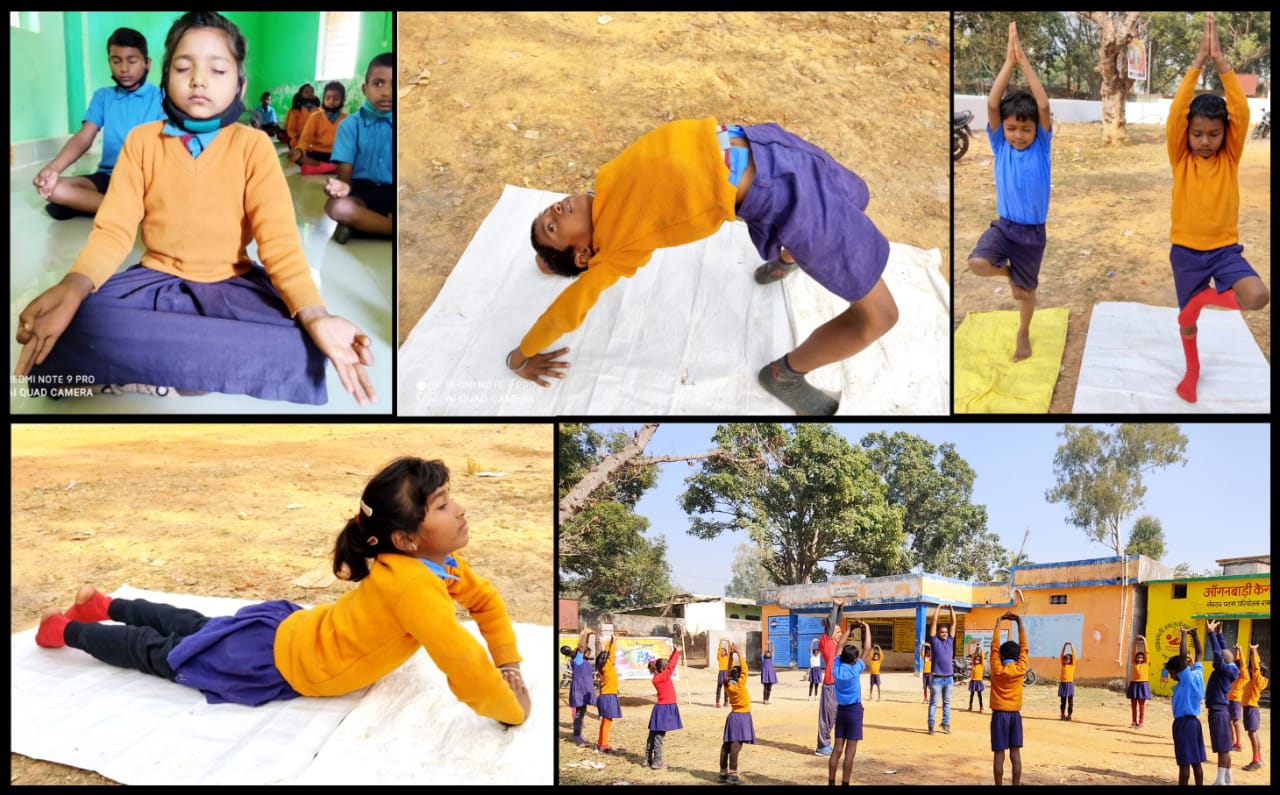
[559,660,1272,786]
[954,122,1271,413]
[9,423,553,785]
[397,11,952,346]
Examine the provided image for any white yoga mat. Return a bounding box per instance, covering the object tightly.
[399,184,949,415]
[11,585,552,785]
[1073,302,1271,413]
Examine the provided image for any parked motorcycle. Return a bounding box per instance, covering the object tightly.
[1253,110,1270,139]
[954,109,974,161]
[954,653,1037,686]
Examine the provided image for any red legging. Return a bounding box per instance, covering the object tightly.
[1131,698,1146,724]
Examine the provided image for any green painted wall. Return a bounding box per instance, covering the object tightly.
[10,11,392,144]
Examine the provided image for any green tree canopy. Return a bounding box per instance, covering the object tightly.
[725,542,774,600]
[679,423,903,584]
[1125,514,1167,560]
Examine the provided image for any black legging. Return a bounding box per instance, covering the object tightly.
[716,674,727,704]
[62,597,211,681]
[809,678,820,698]
[970,689,984,710]
[763,683,773,702]
[720,740,742,772]
[1060,695,1074,716]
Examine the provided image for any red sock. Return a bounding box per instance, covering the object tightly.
[64,589,113,624]
[36,612,70,648]
[1178,287,1240,328]
[1176,332,1200,403]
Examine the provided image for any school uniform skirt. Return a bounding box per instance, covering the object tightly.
[568,668,596,709]
[1058,682,1075,698]
[30,264,328,404]
[808,666,822,684]
[597,693,622,719]
[649,703,683,731]
[1126,680,1152,700]
[760,658,778,685]
[723,710,756,743]
[166,600,304,706]
[736,123,890,303]
[969,679,985,693]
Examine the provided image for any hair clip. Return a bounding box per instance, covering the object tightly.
[366,535,378,546]
[360,499,373,517]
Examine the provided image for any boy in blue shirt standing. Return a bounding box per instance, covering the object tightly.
[829,618,871,786]
[33,27,164,220]
[1204,620,1240,785]
[965,21,1053,363]
[1167,626,1208,786]
[325,52,394,244]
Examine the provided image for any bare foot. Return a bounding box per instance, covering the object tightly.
[1013,332,1032,362]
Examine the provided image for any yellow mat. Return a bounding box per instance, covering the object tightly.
[953,307,1069,413]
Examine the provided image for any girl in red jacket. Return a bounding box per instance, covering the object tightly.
[645,646,683,769]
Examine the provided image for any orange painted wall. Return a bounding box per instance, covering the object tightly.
[760,603,787,650]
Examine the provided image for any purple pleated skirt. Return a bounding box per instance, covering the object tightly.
[597,693,622,719]
[649,703,683,731]
[1126,681,1152,700]
[760,658,778,684]
[737,123,890,302]
[809,666,822,684]
[568,665,596,708]
[723,710,756,743]
[29,264,328,404]
[1058,682,1075,698]
[166,599,303,706]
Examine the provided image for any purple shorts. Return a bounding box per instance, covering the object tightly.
[1127,681,1152,700]
[597,693,622,719]
[1207,707,1233,753]
[737,123,890,302]
[1243,705,1260,733]
[1170,243,1257,309]
[922,673,932,689]
[989,709,1023,752]
[969,217,1047,291]
[649,703,683,732]
[970,680,985,693]
[869,674,881,686]
[834,701,864,741]
[1173,715,1208,766]
[723,710,756,743]
[1058,682,1075,698]
[1228,701,1243,721]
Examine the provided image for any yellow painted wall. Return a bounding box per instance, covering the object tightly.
[1144,574,1271,697]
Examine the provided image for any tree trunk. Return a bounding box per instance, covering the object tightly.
[559,424,660,526]
[1083,12,1144,146]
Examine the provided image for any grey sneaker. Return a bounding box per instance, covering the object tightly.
[754,258,799,284]
[758,358,839,415]
[815,745,833,757]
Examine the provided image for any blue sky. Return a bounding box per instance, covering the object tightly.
[586,423,1271,596]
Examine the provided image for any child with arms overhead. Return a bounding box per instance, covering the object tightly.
[1240,643,1267,772]
[719,643,754,784]
[868,643,883,702]
[594,631,622,754]
[968,642,985,713]
[325,53,394,244]
[989,612,1028,785]
[645,645,682,770]
[34,27,165,220]
[565,626,595,745]
[1167,12,1270,403]
[828,620,871,786]
[1167,626,1208,786]
[760,640,778,704]
[1058,641,1076,720]
[1203,620,1240,784]
[965,22,1052,362]
[14,11,375,406]
[1128,635,1152,728]
[514,118,899,415]
[35,457,530,726]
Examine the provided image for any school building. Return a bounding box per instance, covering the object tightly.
[759,554,1215,686]
[1142,555,1271,699]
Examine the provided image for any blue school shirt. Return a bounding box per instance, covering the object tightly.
[83,82,165,174]
[331,105,393,186]
[833,657,866,706]
[988,121,1053,226]
[1204,632,1239,710]
[1171,661,1205,718]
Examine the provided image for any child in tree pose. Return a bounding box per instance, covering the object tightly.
[515,117,899,415]
[968,642,986,713]
[35,457,529,726]
[965,21,1053,362]
[989,612,1028,786]
[645,646,682,770]
[1240,643,1267,772]
[760,641,778,704]
[1167,12,1270,402]
[14,11,375,406]
[1058,641,1076,721]
[1128,635,1152,729]
[719,644,754,784]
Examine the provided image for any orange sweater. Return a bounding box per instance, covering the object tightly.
[285,106,317,148]
[989,623,1029,712]
[298,110,347,155]
[273,551,525,725]
[69,121,323,315]
[726,657,751,713]
[599,637,618,695]
[518,117,737,356]
[1241,653,1267,708]
[1167,67,1249,250]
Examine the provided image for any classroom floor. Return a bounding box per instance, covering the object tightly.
[8,139,394,415]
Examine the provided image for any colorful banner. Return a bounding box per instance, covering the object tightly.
[1127,40,1147,80]
[558,634,679,681]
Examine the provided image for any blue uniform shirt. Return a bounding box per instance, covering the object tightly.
[83,82,165,174]
[1204,631,1240,710]
[1171,661,1206,718]
[988,121,1053,225]
[331,104,393,186]
[833,657,866,706]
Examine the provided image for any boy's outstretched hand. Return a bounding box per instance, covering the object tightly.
[297,306,377,406]
[14,273,94,377]
[324,177,351,199]
[508,347,571,387]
